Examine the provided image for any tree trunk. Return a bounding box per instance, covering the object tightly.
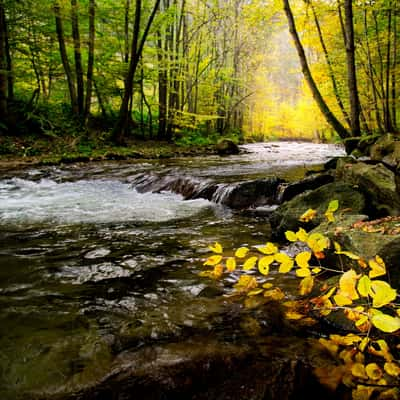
[311,0,351,128]
[282,0,351,147]
[54,1,78,115]
[85,0,95,120]
[384,5,394,132]
[391,7,397,131]
[343,0,361,137]
[113,0,161,144]
[71,0,84,116]
[3,0,12,102]
[0,0,8,122]
[157,30,168,138]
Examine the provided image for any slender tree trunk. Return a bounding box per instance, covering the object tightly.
[384,5,394,132]
[85,0,95,120]
[124,0,130,63]
[283,0,351,148]
[54,1,78,114]
[113,0,161,143]
[0,0,8,122]
[343,0,361,136]
[157,30,168,138]
[311,1,351,127]
[363,3,384,133]
[71,0,84,115]
[391,7,397,130]
[3,1,11,102]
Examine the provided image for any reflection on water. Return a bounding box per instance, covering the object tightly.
[0,142,344,398]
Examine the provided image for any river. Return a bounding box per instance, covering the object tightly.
[0,142,344,399]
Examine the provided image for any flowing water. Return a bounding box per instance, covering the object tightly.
[0,142,344,398]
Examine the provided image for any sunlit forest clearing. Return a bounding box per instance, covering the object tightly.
[0,0,398,157]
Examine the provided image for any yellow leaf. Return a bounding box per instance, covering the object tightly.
[339,269,360,300]
[319,338,339,356]
[299,208,317,222]
[299,276,314,296]
[296,228,309,242]
[258,242,278,255]
[331,333,362,346]
[312,267,321,274]
[285,311,305,320]
[325,211,335,223]
[314,365,345,391]
[384,362,400,377]
[320,298,333,316]
[355,315,369,327]
[327,199,339,213]
[334,241,342,252]
[285,230,297,242]
[307,233,330,253]
[352,385,375,400]
[258,256,274,275]
[233,275,258,292]
[263,282,273,289]
[377,388,400,400]
[359,337,369,352]
[295,251,311,268]
[247,288,264,296]
[275,252,294,273]
[365,363,383,380]
[226,257,236,272]
[235,247,249,258]
[203,255,223,266]
[357,276,372,297]
[334,293,353,306]
[243,256,258,271]
[338,251,360,260]
[296,268,311,277]
[376,339,394,362]
[370,280,397,308]
[371,313,400,333]
[208,242,223,254]
[199,264,224,279]
[351,363,368,379]
[369,256,387,278]
[264,287,285,301]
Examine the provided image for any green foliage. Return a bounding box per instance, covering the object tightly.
[199,202,400,398]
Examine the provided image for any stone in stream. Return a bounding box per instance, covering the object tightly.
[34,337,337,400]
[270,182,366,240]
[215,139,240,155]
[336,159,400,216]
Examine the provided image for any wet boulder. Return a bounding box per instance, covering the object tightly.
[369,133,400,168]
[313,214,400,288]
[216,139,240,155]
[215,177,284,209]
[336,159,400,216]
[270,182,366,240]
[277,173,334,203]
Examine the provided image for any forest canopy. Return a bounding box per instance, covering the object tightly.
[0,0,398,150]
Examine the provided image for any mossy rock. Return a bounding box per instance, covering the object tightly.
[216,139,240,155]
[270,182,366,240]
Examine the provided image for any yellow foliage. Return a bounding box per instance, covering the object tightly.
[208,242,223,254]
[203,255,223,266]
[295,251,311,268]
[226,257,236,272]
[299,276,314,296]
[369,256,387,278]
[258,256,274,275]
[299,208,317,222]
[258,242,278,255]
[370,280,397,308]
[243,256,258,271]
[235,247,249,258]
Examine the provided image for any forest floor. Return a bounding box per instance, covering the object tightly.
[0,133,219,170]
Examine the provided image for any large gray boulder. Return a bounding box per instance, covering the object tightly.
[336,160,400,216]
[270,182,366,240]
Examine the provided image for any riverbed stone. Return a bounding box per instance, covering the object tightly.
[313,215,400,288]
[277,173,334,203]
[39,336,337,400]
[216,139,240,155]
[270,182,366,240]
[336,159,400,216]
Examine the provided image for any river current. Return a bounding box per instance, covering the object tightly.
[0,142,344,398]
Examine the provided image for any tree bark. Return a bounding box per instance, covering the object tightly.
[311,0,351,128]
[282,0,351,146]
[343,0,361,136]
[71,0,84,115]
[384,5,394,132]
[85,0,95,120]
[0,0,8,122]
[391,6,397,131]
[113,0,161,143]
[54,1,78,115]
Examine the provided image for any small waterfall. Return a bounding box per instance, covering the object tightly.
[211,184,236,204]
